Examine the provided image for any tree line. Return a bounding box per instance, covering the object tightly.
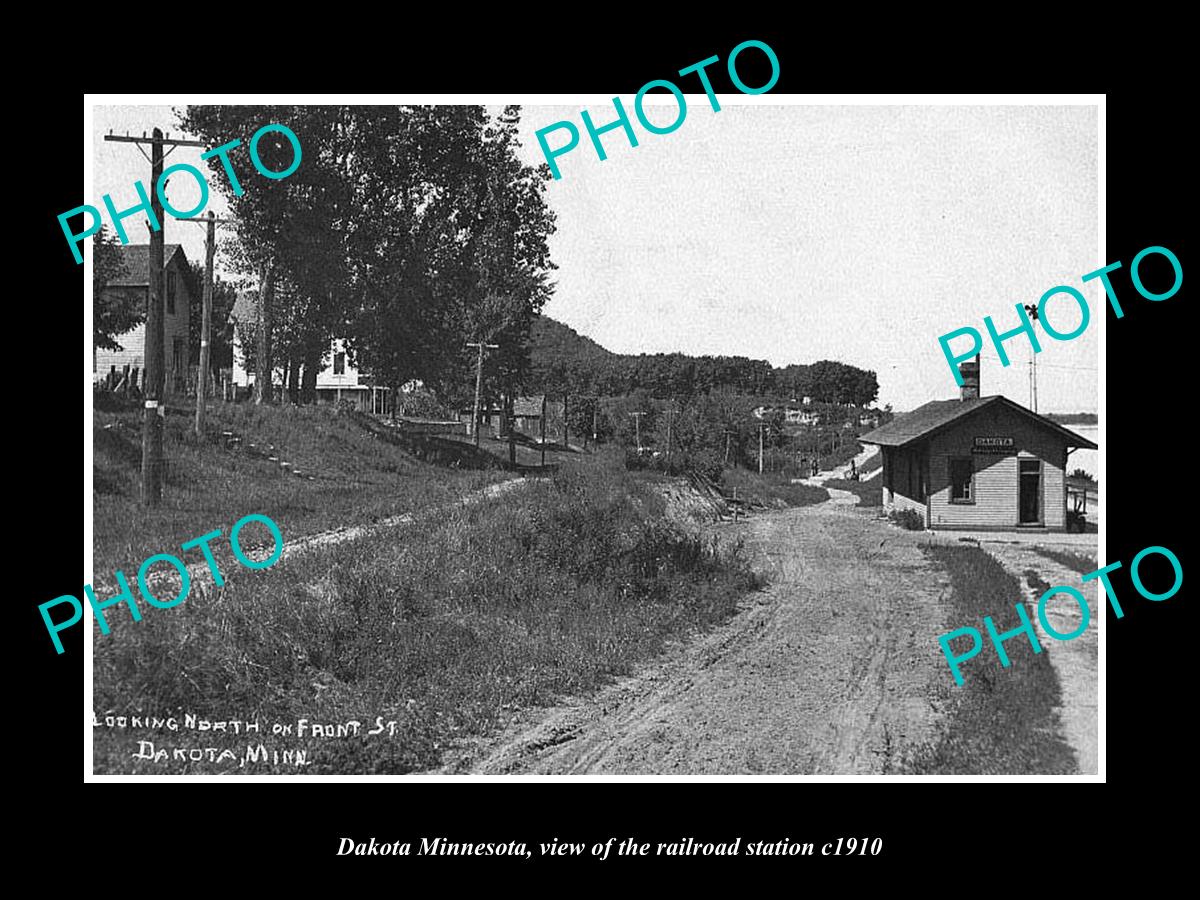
[535,344,879,408]
[153,105,558,411]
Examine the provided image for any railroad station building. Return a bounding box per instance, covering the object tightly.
[859,361,1098,531]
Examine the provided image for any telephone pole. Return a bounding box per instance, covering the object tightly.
[180,211,235,437]
[758,422,767,475]
[104,128,209,505]
[665,404,674,462]
[540,394,547,468]
[255,258,275,405]
[1024,303,1040,413]
[467,340,499,447]
[630,412,644,453]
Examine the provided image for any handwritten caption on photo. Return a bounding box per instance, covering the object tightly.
[94,711,403,770]
[42,513,283,654]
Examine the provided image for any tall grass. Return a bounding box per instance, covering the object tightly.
[719,467,829,508]
[93,398,503,570]
[903,544,1077,774]
[93,454,761,774]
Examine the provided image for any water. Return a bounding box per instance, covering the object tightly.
[1068,424,1098,480]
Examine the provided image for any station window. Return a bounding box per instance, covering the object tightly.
[950,457,974,503]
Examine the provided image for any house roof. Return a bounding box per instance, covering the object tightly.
[859,395,1098,449]
[109,244,185,287]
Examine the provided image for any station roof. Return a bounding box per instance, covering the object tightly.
[859,395,1097,449]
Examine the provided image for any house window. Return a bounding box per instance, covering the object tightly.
[333,352,346,375]
[166,271,177,315]
[950,457,975,503]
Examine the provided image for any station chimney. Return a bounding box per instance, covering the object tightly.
[959,356,980,401]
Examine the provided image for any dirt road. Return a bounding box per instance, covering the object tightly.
[446,500,954,774]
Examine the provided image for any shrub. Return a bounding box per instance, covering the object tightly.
[721,467,829,508]
[93,454,761,775]
[887,508,925,530]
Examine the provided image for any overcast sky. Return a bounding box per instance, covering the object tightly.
[92,102,1098,412]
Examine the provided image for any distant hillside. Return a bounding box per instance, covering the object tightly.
[529,315,614,370]
[528,315,879,407]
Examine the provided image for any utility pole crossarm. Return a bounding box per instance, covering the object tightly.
[103,134,210,147]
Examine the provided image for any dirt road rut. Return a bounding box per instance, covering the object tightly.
[445,502,953,774]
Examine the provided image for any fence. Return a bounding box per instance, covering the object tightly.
[95,365,236,401]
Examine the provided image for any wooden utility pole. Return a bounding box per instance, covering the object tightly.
[508,396,517,466]
[630,411,644,453]
[145,134,166,502]
[180,211,235,437]
[724,426,738,466]
[563,393,569,449]
[467,341,499,447]
[758,422,766,475]
[104,128,208,505]
[540,394,547,468]
[255,258,275,405]
[592,401,598,444]
[1024,306,1039,413]
[197,212,217,431]
[665,404,673,462]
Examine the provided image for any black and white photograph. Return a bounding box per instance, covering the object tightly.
[82,96,1103,779]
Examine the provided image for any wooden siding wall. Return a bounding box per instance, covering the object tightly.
[883,446,927,519]
[927,403,1067,530]
[93,256,193,392]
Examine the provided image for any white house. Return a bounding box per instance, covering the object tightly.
[229,293,414,414]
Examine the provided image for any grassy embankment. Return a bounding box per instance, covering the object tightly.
[902,544,1077,774]
[1030,547,1097,576]
[860,451,882,474]
[93,395,508,572]
[719,467,829,508]
[93,434,761,774]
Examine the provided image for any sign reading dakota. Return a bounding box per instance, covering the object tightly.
[973,436,1015,454]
